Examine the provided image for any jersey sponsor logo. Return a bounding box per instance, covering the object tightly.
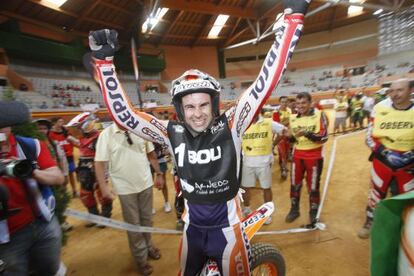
[249,48,277,100]
[174,143,222,167]
[379,121,414,130]
[236,102,251,137]
[181,178,232,195]
[249,27,301,101]
[292,125,316,133]
[210,120,225,134]
[142,127,165,145]
[194,179,230,191]
[150,119,167,133]
[173,80,214,93]
[102,68,139,130]
[173,125,185,133]
[180,178,194,193]
[226,107,236,122]
[243,131,268,140]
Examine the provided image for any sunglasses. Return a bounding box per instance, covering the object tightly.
[124,131,133,145]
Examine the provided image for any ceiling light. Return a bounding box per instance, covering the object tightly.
[42,0,67,7]
[208,14,229,39]
[373,9,383,15]
[142,8,169,33]
[348,0,364,16]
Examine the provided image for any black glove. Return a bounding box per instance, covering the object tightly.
[283,0,311,15]
[88,29,119,60]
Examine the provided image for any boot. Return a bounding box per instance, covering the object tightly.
[97,202,113,228]
[309,203,319,225]
[85,206,99,227]
[357,218,373,239]
[281,168,288,180]
[101,202,113,218]
[176,219,184,231]
[285,199,300,223]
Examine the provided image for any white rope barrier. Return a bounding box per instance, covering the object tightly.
[65,130,367,235]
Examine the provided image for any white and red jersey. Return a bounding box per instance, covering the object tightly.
[94,14,305,227]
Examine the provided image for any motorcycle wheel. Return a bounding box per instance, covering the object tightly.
[250,243,285,276]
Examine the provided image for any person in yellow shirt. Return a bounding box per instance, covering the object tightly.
[350,91,365,130]
[358,79,414,239]
[273,96,292,179]
[285,92,329,226]
[241,109,286,224]
[333,96,349,134]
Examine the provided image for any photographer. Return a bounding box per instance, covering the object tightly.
[0,101,64,275]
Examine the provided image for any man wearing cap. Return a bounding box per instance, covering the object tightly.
[0,101,65,275]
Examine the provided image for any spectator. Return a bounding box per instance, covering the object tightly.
[333,95,349,134]
[273,96,292,179]
[350,91,365,130]
[34,118,73,232]
[0,101,64,275]
[66,112,113,227]
[151,141,172,213]
[95,123,163,275]
[362,93,375,123]
[19,83,28,91]
[241,109,286,224]
[39,101,48,109]
[49,117,79,197]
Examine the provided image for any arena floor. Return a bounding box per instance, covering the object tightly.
[62,110,373,276]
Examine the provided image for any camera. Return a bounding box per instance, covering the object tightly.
[0,160,34,179]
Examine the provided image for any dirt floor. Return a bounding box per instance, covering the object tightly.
[62,111,373,276]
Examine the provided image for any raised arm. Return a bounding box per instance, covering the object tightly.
[88,30,171,150]
[230,0,310,139]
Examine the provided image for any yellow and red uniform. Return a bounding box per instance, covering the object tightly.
[289,108,328,212]
[273,107,292,172]
[364,98,414,220]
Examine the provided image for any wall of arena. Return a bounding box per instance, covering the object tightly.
[225,19,378,78]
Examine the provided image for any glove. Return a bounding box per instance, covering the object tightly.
[88,29,119,60]
[283,0,311,15]
[377,146,414,168]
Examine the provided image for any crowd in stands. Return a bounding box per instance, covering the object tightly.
[4,49,412,110]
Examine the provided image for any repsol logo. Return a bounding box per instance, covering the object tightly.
[174,143,221,167]
[150,118,167,133]
[249,28,301,100]
[379,121,414,129]
[142,127,165,145]
[102,68,139,130]
[174,80,213,93]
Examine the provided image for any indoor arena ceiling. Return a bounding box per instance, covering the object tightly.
[0,0,412,49]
